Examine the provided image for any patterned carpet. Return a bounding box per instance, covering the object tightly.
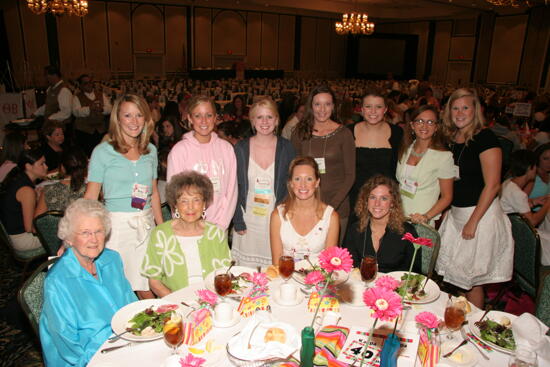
[0,244,44,367]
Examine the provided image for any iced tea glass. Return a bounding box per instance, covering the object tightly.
[163,311,183,355]
[444,297,466,340]
[360,256,378,284]
[279,256,295,282]
[214,270,232,297]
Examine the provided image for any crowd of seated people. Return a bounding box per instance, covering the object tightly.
[4,68,550,365]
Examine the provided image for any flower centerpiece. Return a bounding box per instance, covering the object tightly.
[399,233,433,300]
[179,353,206,367]
[415,312,441,367]
[196,289,219,309]
[300,247,353,367]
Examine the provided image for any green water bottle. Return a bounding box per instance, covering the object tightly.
[300,326,315,367]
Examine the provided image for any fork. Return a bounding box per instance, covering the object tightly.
[461,327,489,360]
[475,286,508,327]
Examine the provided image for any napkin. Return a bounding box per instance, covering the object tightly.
[511,313,550,363]
[227,312,300,361]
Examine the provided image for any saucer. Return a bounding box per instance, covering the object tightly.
[272,287,305,306]
[212,309,241,328]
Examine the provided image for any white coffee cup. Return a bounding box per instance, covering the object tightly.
[315,310,342,328]
[279,283,298,303]
[214,302,233,323]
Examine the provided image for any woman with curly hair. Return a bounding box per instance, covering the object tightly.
[343,175,418,273]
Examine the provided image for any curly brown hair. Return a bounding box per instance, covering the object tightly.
[355,175,405,233]
[166,171,214,212]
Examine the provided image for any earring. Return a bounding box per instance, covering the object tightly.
[202,208,206,220]
[174,208,181,219]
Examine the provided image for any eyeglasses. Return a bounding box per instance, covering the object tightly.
[413,119,437,126]
[75,230,105,239]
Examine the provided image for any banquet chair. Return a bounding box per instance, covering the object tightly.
[508,213,541,299]
[409,222,440,277]
[536,273,550,329]
[34,210,64,256]
[0,220,46,282]
[18,257,59,337]
[161,202,172,222]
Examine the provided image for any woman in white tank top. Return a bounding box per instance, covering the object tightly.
[270,156,340,264]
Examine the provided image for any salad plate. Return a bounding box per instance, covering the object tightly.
[387,271,440,304]
[110,299,181,342]
[292,260,349,286]
[468,310,517,354]
[204,266,255,296]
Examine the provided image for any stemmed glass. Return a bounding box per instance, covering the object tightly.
[278,255,295,283]
[360,255,378,284]
[444,297,466,340]
[163,311,184,355]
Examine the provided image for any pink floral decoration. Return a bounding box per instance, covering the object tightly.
[375,275,401,291]
[196,289,218,307]
[304,270,325,285]
[179,353,206,367]
[402,232,433,248]
[251,272,268,287]
[318,247,353,273]
[415,311,440,329]
[363,286,403,321]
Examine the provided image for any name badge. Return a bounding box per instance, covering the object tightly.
[314,157,327,174]
[131,183,149,210]
[210,176,221,193]
[452,165,460,181]
[399,178,418,199]
[253,177,273,216]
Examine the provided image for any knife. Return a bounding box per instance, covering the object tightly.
[100,342,132,354]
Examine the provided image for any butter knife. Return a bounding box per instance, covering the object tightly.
[100,342,132,354]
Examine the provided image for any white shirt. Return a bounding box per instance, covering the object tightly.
[176,235,203,284]
[500,179,531,214]
[72,91,113,117]
[34,80,72,121]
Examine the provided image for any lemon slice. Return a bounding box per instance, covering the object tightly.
[188,347,204,354]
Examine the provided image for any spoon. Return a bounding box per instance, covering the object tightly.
[226,260,236,275]
[107,328,137,343]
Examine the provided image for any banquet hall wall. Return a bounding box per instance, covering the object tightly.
[1,0,549,90]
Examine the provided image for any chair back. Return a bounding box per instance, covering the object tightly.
[161,202,172,222]
[536,273,550,328]
[17,257,59,336]
[0,219,45,262]
[508,213,541,298]
[34,211,64,256]
[409,222,441,276]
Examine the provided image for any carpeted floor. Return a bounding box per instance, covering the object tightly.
[0,245,44,367]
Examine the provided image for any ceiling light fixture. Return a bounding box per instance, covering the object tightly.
[26,0,89,16]
[484,0,533,7]
[335,0,374,36]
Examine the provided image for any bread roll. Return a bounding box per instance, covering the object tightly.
[264,327,286,343]
[266,265,279,279]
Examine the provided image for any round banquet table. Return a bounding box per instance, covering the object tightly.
[88,276,513,367]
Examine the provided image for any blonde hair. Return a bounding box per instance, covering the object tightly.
[186,95,216,117]
[355,175,405,233]
[442,88,485,144]
[108,94,153,154]
[249,97,279,133]
[281,156,323,220]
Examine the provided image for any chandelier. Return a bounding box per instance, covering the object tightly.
[335,13,375,35]
[26,0,89,16]
[484,0,533,6]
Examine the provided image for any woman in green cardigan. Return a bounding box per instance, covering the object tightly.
[141,171,231,296]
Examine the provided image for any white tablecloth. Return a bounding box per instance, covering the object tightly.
[89,278,513,367]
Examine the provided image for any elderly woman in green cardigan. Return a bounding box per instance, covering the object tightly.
[141,171,231,296]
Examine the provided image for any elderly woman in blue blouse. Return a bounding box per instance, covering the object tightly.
[141,171,231,297]
[40,199,137,367]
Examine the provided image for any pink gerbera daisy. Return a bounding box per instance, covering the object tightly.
[318,247,353,273]
[251,272,269,287]
[179,353,206,367]
[375,275,401,291]
[363,286,403,321]
[415,311,440,329]
[304,270,325,285]
[196,289,218,307]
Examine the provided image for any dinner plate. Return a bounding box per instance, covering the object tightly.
[271,286,305,306]
[386,271,440,304]
[11,118,33,126]
[292,260,349,286]
[110,299,181,342]
[468,310,517,354]
[204,266,255,296]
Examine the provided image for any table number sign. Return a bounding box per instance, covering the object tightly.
[337,326,419,367]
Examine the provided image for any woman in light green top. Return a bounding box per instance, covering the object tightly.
[396,105,454,225]
[141,171,231,296]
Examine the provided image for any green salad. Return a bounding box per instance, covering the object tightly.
[396,273,426,301]
[478,319,516,350]
[126,304,178,336]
